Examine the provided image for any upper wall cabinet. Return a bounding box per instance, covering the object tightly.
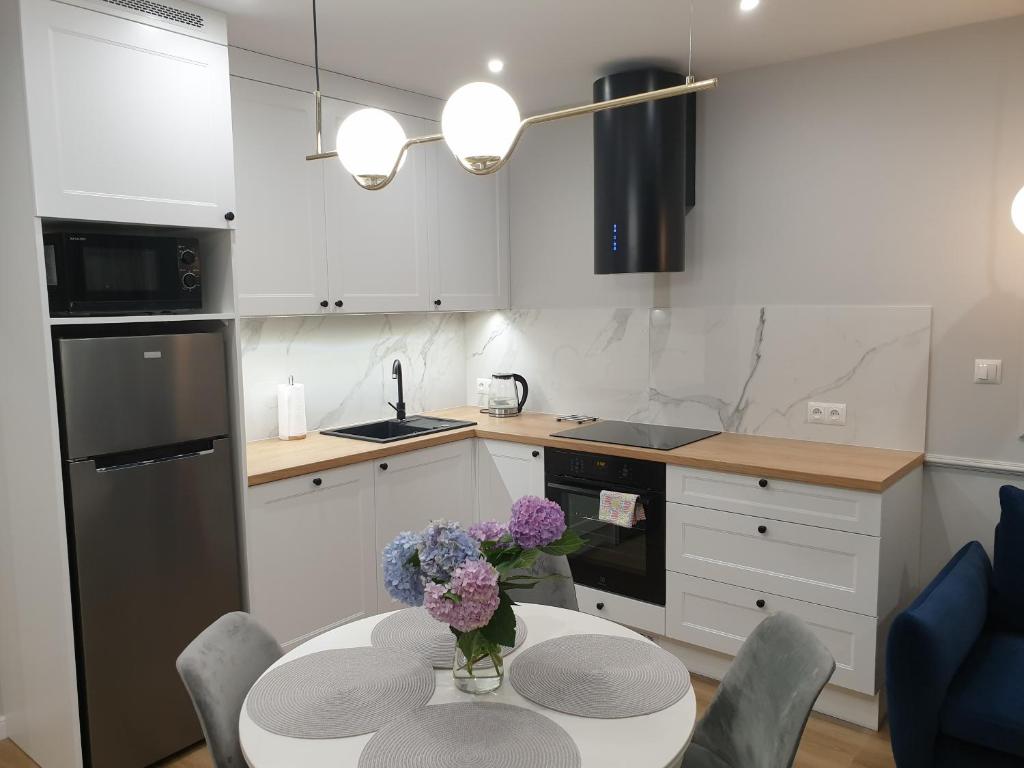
[323,99,433,314]
[429,135,510,312]
[20,0,235,228]
[231,78,328,316]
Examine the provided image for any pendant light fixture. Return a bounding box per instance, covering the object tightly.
[306,0,718,190]
[1013,185,1024,235]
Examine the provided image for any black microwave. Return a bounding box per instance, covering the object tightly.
[45,231,202,316]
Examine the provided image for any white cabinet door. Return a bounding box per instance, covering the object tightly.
[21,1,235,228]
[665,572,875,694]
[475,440,543,521]
[323,99,432,313]
[246,464,376,648]
[429,142,510,311]
[231,78,328,316]
[374,441,475,610]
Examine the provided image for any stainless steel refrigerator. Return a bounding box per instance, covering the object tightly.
[56,329,242,768]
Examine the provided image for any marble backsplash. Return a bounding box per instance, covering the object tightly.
[464,306,931,451]
[241,305,931,451]
[240,313,467,441]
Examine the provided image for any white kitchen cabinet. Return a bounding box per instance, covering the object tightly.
[666,503,880,615]
[323,98,433,313]
[374,441,475,610]
[246,463,376,648]
[475,439,543,520]
[231,78,328,316]
[20,0,235,228]
[429,142,510,311]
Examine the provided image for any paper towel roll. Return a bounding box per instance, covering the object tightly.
[277,380,307,441]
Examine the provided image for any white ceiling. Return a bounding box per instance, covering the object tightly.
[205,0,1024,112]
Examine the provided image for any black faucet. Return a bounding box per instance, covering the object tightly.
[388,359,406,420]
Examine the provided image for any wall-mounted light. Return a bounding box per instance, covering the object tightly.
[1013,185,1024,235]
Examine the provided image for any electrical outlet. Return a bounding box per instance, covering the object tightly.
[475,378,490,395]
[808,402,847,426]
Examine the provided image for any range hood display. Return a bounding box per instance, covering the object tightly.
[593,68,696,274]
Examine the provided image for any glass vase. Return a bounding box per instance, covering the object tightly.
[452,641,504,694]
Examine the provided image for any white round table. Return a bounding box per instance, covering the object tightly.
[240,604,696,768]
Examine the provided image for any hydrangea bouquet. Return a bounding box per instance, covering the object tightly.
[381,495,584,692]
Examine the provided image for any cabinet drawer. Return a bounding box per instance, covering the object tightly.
[576,585,666,636]
[666,466,881,535]
[666,504,880,615]
[665,572,877,695]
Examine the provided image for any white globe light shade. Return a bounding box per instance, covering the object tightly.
[1013,185,1024,235]
[336,108,407,184]
[441,82,521,172]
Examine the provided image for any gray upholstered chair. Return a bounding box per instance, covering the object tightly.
[682,612,835,768]
[176,612,282,768]
[505,553,579,611]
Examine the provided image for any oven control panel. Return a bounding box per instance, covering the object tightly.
[547,448,665,491]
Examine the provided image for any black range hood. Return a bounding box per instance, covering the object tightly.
[593,68,696,274]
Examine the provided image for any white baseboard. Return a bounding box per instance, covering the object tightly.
[0,714,8,741]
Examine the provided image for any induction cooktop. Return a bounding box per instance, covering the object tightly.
[551,420,721,451]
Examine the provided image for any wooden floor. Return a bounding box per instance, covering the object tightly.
[0,675,895,768]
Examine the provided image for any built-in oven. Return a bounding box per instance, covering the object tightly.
[45,230,202,316]
[545,448,665,606]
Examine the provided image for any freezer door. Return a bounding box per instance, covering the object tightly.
[58,332,229,459]
[67,438,241,768]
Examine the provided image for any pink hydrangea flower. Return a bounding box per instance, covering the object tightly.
[423,558,500,632]
[468,519,508,544]
[509,495,566,549]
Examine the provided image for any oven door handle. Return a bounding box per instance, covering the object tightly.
[547,480,663,502]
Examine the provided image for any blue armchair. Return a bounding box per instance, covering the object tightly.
[886,485,1024,768]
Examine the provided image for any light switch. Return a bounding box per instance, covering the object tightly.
[974,359,1002,384]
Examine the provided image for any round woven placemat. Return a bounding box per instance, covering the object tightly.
[246,647,435,739]
[370,607,528,668]
[508,634,691,718]
[357,702,581,768]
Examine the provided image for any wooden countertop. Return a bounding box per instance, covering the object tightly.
[246,406,923,492]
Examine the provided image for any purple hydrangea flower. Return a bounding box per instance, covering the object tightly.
[417,520,481,582]
[381,531,424,606]
[468,519,509,544]
[423,558,500,632]
[509,495,566,549]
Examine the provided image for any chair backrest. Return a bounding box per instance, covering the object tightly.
[690,612,835,768]
[504,553,579,611]
[176,612,282,768]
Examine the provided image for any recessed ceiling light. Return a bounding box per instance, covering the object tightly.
[487,58,505,74]
[740,0,760,11]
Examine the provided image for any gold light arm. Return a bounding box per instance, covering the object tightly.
[309,76,718,189]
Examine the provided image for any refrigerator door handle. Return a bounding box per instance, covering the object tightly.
[90,438,218,472]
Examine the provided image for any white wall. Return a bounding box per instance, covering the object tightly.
[506,17,1024,579]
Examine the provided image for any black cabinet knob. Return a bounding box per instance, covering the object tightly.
[596,602,605,610]
[320,300,329,308]
[335,300,343,308]
[757,525,768,535]
[756,599,766,609]
[380,463,388,471]
[224,211,235,221]
[433,299,442,307]
[758,478,768,488]
[312,478,322,487]
[532,450,540,458]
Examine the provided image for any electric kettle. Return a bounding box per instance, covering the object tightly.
[486,373,528,417]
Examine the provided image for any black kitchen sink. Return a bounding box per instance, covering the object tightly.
[321,416,476,443]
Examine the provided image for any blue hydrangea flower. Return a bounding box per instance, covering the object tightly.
[417,520,481,582]
[381,531,425,606]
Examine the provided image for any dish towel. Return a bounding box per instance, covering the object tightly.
[598,490,646,528]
